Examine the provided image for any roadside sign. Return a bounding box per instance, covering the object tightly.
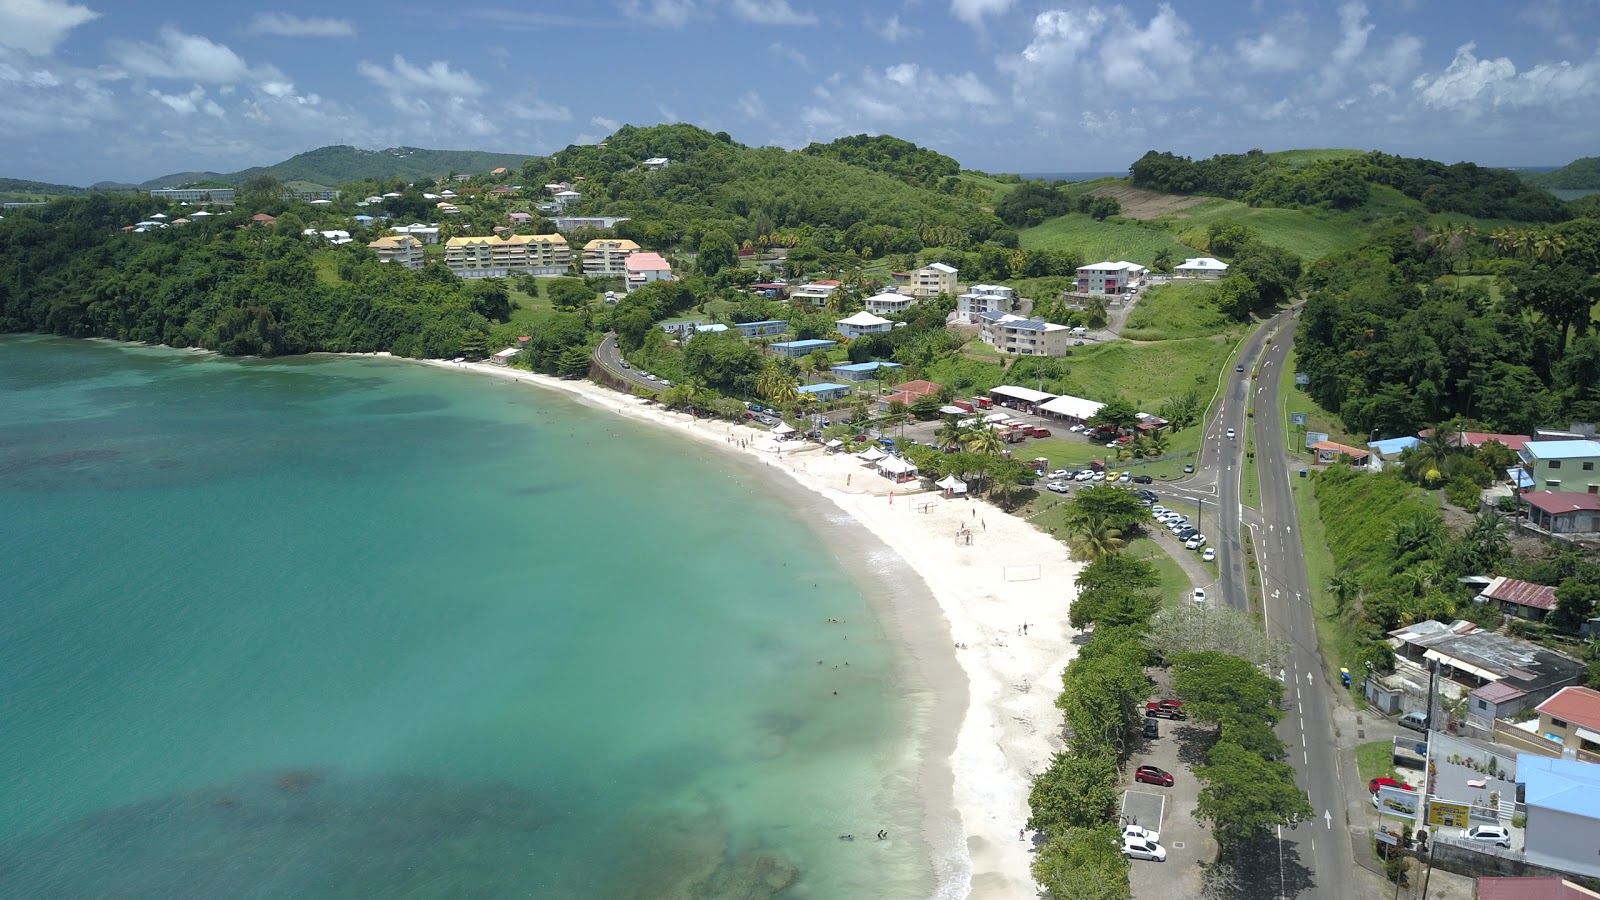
[1305,431,1329,449]
[1428,800,1470,827]
[1295,373,1310,386]
[1376,786,1419,818]
[1290,412,1308,426]
[1374,830,1399,847]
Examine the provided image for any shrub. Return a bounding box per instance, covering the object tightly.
[1444,477,1482,510]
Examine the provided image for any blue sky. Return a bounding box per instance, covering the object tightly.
[4,0,1600,184]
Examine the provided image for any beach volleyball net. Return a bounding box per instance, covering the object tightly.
[1003,564,1042,582]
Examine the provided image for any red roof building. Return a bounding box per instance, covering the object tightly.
[884,379,943,409]
[1478,876,1600,900]
[1310,441,1371,464]
[1478,577,1559,622]
[1523,491,1600,537]
[250,213,277,225]
[1419,429,1533,451]
[1536,686,1600,734]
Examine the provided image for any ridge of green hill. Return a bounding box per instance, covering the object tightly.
[0,177,93,197]
[1523,157,1600,190]
[137,145,540,190]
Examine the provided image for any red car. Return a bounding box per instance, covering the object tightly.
[1148,699,1184,712]
[1145,700,1186,720]
[1135,765,1173,786]
[1369,777,1413,794]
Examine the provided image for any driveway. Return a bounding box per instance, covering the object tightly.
[1126,670,1216,898]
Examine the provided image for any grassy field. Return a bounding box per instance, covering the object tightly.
[1266,149,1363,167]
[1163,198,1378,262]
[1277,347,1365,453]
[1121,282,1236,341]
[1060,336,1235,409]
[1127,536,1194,609]
[1357,740,1399,785]
[1019,213,1196,263]
[309,250,341,287]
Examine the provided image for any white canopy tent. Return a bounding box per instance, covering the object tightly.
[771,422,796,436]
[824,439,844,450]
[857,446,888,462]
[877,457,919,479]
[935,474,968,495]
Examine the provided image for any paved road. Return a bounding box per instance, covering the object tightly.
[595,332,662,392]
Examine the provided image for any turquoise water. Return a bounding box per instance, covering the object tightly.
[0,337,942,898]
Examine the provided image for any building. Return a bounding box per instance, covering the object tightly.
[1311,441,1372,465]
[391,223,441,244]
[912,262,958,297]
[582,238,641,278]
[1367,436,1422,471]
[368,235,426,271]
[490,346,522,366]
[1521,440,1600,494]
[734,319,789,338]
[554,189,582,209]
[1173,257,1229,278]
[1387,620,1583,713]
[1476,577,1559,623]
[836,311,893,339]
[797,383,852,402]
[1524,492,1600,535]
[770,339,837,358]
[831,361,902,382]
[281,189,341,202]
[1518,754,1600,878]
[1468,680,1534,733]
[624,252,672,292]
[552,216,630,231]
[642,157,670,170]
[1038,394,1106,424]
[789,280,841,306]
[509,212,534,226]
[989,385,1058,412]
[444,234,572,278]
[880,379,943,411]
[863,292,915,315]
[977,313,1071,357]
[250,213,277,225]
[150,187,234,203]
[1075,261,1146,295]
[1477,877,1600,900]
[957,284,1015,322]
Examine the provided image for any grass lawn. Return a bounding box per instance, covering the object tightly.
[1121,282,1238,341]
[1019,213,1196,264]
[1277,347,1365,454]
[1289,431,1362,679]
[1059,336,1235,410]
[1126,536,1193,609]
[1357,740,1400,785]
[309,250,341,287]
[1162,199,1375,263]
[1242,430,1260,509]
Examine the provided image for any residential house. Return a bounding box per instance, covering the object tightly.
[733,319,789,338]
[797,383,852,402]
[642,157,670,170]
[554,189,582,209]
[509,212,534,226]
[624,252,673,292]
[306,229,352,245]
[1367,436,1421,471]
[957,284,1015,322]
[1477,876,1600,900]
[436,203,460,215]
[582,238,641,278]
[789,280,841,307]
[391,223,441,244]
[880,379,942,411]
[831,361,902,382]
[250,213,277,225]
[368,235,426,271]
[748,282,787,300]
[1518,754,1600,878]
[281,189,341,202]
[836,311,893,339]
[863,292,915,315]
[1468,680,1534,734]
[770,339,837,358]
[912,263,958,297]
[1521,440,1600,494]
[1517,688,1600,763]
[1075,261,1146,294]
[490,167,508,176]
[977,312,1071,357]
[1386,620,1583,712]
[1476,576,1559,623]
[1311,441,1372,465]
[445,233,572,278]
[1174,257,1229,278]
[1524,492,1600,535]
[150,187,234,202]
[490,187,516,197]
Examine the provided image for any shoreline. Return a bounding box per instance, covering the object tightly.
[402,357,1085,900]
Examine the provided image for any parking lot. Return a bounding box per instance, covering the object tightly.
[1125,675,1216,896]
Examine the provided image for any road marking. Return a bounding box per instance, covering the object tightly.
[1325,810,1332,829]
[1302,734,1306,748]
[1296,688,1301,700]
[1298,702,1302,714]
[1272,589,1281,599]
[1304,751,1309,766]
[1305,671,1313,685]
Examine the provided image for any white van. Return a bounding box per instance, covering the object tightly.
[1070,326,1088,337]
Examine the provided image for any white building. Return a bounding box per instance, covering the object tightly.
[913,262,958,297]
[1519,754,1600,878]
[836,311,894,339]
[554,190,582,209]
[642,157,670,170]
[1174,257,1229,278]
[978,312,1071,356]
[789,280,841,307]
[391,223,441,244]
[1076,261,1147,294]
[957,284,1015,323]
[624,252,673,292]
[863,292,914,315]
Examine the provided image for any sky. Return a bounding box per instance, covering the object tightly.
[4,0,1600,185]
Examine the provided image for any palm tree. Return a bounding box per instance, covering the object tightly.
[1327,569,1360,616]
[1465,511,1511,570]
[1405,426,1459,486]
[962,424,1006,457]
[1061,508,1126,561]
[934,415,966,451]
[991,464,1022,510]
[759,367,800,406]
[1391,512,1444,561]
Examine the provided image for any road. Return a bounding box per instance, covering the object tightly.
[595,332,661,392]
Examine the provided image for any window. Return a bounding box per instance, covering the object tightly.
[1585,462,1595,471]
[1550,460,1563,469]
[1552,717,1569,728]
[1477,698,1488,710]
[1547,480,1561,488]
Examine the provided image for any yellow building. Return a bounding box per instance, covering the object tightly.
[582,238,641,278]
[368,235,426,272]
[445,234,571,278]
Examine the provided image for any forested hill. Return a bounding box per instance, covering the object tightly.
[1129,148,1567,221]
[1523,157,1600,191]
[74,146,541,192]
[0,177,92,197]
[800,134,961,187]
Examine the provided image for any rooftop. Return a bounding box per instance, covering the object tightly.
[832,361,902,372]
[797,382,851,394]
[1471,680,1529,704]
[893,379,942,396]
[921,262,958,274]
[624,252,671,272]
[1480,576,1559,612]
[1537,686,1600,733]
[1311,440,1371,459]
[1389,620,1584,694]
[837,311,892,326]
[1477,876,1600,900]
[1518,754,1600,819]
[1524,439,1600,461]
[771,339,837,349]
[1368,436,1421,456]
[990,385,1057,404]
[1524,491,1600,515]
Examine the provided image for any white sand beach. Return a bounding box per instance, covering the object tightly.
[415,358,1084,899]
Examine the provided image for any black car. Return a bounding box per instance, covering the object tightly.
[1132,475,1153,484]
[1235,364,1245,373]
[1142,719,1159,738]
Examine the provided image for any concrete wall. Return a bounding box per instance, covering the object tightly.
[1526,805,1600,878]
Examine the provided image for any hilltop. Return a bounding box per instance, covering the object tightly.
[59,145,542,192]
[1522,157,1600,191]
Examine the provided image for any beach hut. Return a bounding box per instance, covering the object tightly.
[877,456,919,483]
[935,474,968,497]
[857,446,887,462]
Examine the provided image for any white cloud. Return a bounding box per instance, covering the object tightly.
[1234,14,1307,74]
[0,0,98,54]
[657,102,680,122]
[358,55,485,97]
[0,45,119,134]
[950,0,1014,27]
[357,54,567,140]
[592,115,621,132]
[801,62,1003,134]
[110,27,250,83]
[246,13,355,38]
[736,90,765,118]
[148,84,225,117]
[873,14,919,42]
[728,0,816,25]
[618,0,698,27]
[1002,4,1201,103]
[768,41,810,69]
[1413,42,1600,114]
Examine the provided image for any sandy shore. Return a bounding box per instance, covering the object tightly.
[413,358,1084,899]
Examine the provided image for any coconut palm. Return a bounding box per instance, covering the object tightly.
[962,424,1006,457]
[1403,426,1459,486]
[1061,508,1126,561]
[934,415,966,451]
[1464,510,1512,570]
[1391,512,1444,562]
[1327,569,1360,616]
[759,368,800,405]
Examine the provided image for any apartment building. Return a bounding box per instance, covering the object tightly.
[624,252,672,292]
[149,187,234,202]
[445,234,571,278]
[912,262,958,297]
[368,235,426,271]
[978,312,1070,357]
[957,284,1015,322]
[582,238,641,278]
[1075,261,1147,295]
[1521,440,1600,494]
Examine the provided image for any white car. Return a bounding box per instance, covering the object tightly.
[645,374,657,381]
[1226,427,1236,440]
[1166,517,1189,529]
[660,379,672,387]
[1122,824,1160,844]
[1091,471,1105,481]
[1069,424,1084,432]
[1192,588,1206,605]
[1460,825,1510,847]
[1048,469,1072,480]
[1118,472,1132,482]
[1047,482,1071,494]
[1151,505,1169,516]
[1122,838,1167,862]
[1186,535,1208,550]
[1202,548,1216,562]
[1075,471,1094,481]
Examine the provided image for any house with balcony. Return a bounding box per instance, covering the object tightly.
[957,284,1015,322]
[642,157,670,170]
[391,223,441,244]
[912,263,958,297]
[444,234,571,278]
[1173,257,1228,278]
[509,211,534,226]
[863,292,914,315]
[582,239,641,277]
[1075,261,1146,295]
[788,280,840,307]
[368,235,426,271]
[624,252,672,292]
[797,383,852,402]
[1521,440,1600,494]
[554,189,582,209]
[977,312,1070,357]
[835,311,893,339]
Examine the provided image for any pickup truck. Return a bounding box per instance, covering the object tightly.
[1145,700,1187,720]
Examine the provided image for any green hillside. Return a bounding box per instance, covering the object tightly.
[1019,214,1195,263]
[118,146,539,190]
[1523,157,1600,190]
[0,177,93,197]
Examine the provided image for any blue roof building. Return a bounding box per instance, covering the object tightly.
[1520,439,1600,494]
[735,319,789,337]
[1368,436,1421,456]
[831,361,903,382]
[771,339,837,358]
[797,382,852,401]
[1518,753,1600,876]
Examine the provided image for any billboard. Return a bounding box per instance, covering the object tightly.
[1375,786,1419,819]
[1290,412,1309,426]
[1428,800,1470,828]
[1295,373,1311,386]
[1305,431,1330,449]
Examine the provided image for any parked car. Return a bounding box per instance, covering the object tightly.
[1202,548,1216,562]
[1192,588,1206,604]
[1460,825,1511,848]
[1122,824,1160,844]
[1226,427,1236,440]
[1142,719,1159,739]
[1069,424,1084,432]
[1049,470,1072,480]
[1398,711,1429,732]
[1369,777,1414,794]
[1136,490,1157,500]
[1133,475,1153,484]
[1075,471,1094,482]
[1048,482,1071,494]
[1104,471,1119,481]
[1118,472,1132,482]
[1185,535,1208,550]
[1134,765,1175,786]
[1183,463,1195,474]
[1091,471,1105,481]
[1122,838,1167,862]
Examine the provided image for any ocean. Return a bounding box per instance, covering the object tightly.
[0,336,949,898]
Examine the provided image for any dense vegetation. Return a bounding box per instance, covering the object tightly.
[0,177,90,197]
[799,133,960,187]
[1524,157,1600,191]
[123,145,538,191]
[1130,149,1568,221]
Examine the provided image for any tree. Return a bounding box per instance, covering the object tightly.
[962,424,1006,457]
[1194,741,1313,845]
[1463,511,1512,571]
[1087,397,1139,431]
[1026,751,1120,833]
[696,229,738,277]
[1151,248,1173,274]
[1145,606,1288,671]
[1031,825,1130,900]
[989,457,1030,508]
[1069,483,1151,532]
[546,277,595,311]
[933,415,966,450]
[1215,274,1261,321]
[910,392,944,420]
[1158,387,1204,431]
[1060,510,1127,563]
[1327,568,1360,616]
[1554,577,1600,630]
[1172,651,1285,730]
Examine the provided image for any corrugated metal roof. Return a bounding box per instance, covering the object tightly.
[1524,439,1600,460]
[1536,687,1600,732]
[1478,876,1600,900]
[1524,491,1600,515]
[1482,576,1559,611]
[1518,754,1600,820]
